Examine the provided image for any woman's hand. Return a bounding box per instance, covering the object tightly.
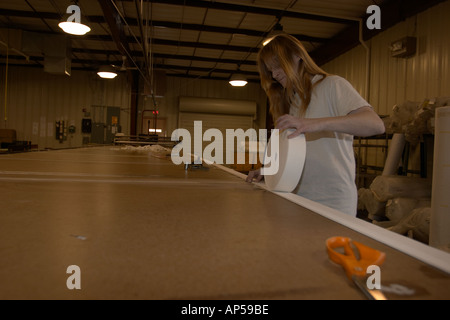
[275,114,322,138]
[246,168,263,183]
[275,106,385,138]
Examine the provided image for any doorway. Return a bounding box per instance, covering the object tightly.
[90,105,121,144]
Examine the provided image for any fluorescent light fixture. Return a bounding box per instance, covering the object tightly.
[229,74,248,87]
[58,4,91,36]
[97,65,118,79]
[149,129,162,133]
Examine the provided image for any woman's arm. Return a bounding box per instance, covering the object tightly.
[276,106,385,138]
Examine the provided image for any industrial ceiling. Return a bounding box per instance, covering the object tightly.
[0,0,445,85]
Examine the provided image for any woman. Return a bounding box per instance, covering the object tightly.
[246,34,385,216]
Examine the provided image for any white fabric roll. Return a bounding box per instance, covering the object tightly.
[262,129,306,193]
[430,106,450,251]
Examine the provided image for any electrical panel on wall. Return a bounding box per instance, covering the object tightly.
[55,120,67,143]
[82,119,92,133]
[390,37,417,58]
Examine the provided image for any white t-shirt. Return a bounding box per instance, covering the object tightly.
[289,75,370,216]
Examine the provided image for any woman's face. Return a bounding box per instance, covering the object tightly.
[265,55,300,88]
[266,58,287,88]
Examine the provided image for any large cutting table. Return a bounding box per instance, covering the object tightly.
[0,146,449,300]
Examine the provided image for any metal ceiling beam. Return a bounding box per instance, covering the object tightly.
[72,48,120,57]
[85,34,261,53]
[0,9,59,20]
[152,53,257,66]
[70,51,257,66]
[0,9,328,43]
[97,0,138,136]
[153,38,259,53]
[168,73,259,81]
[0,53,259,76]
[133,0,150,74]
[81,34,321,57]
[153,64,259,76]
[97,0,134,62]
[2,37,259,68]
[145,0,356,24]
[141,20,327,43]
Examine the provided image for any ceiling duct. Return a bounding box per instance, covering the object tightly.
[43,35,71,76]
[21,31,43,55]
[21,31,72,76]
[0,29,23,52]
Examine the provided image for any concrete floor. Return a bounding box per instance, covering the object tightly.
[0,146,449,300]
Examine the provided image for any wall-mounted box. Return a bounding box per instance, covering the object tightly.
[390,37,417,58]
[82,119,92,133]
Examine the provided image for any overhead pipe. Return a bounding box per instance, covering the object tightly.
[3,43,7,127]
[359,19,371,102]
[107,0,158,110]
[144,1,158,109]
[0,40,30,62]
[134,0,150,74]
[358,18,372,172]
[0,41,28,127]
[107,0,150,84]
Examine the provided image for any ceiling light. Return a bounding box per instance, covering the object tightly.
[58,4,91,36]
[229,74,248,87]
[263,23,284,46]
[262,37,275,47]
[97,65,118,79]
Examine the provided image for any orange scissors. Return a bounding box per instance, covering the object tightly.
[326,236,387,300]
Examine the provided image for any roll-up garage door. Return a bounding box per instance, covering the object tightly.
[178,96,257,136]
[178,112,254,135]
[177,97,260,169]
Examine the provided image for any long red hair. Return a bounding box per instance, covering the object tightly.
[258,34,329,120]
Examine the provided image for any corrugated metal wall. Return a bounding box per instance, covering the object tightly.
[323,1,450,114]
[322,0,450,176]
[0,66,131,149]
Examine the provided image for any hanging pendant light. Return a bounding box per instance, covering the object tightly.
[58,3,91,36]
[229,74,248,87]
[97,65,118,79]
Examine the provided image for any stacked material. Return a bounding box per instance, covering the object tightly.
[386,97,450,145]
[113,144,172,158]
[386,100,420,135]
[370,175,432,202]
[358,97,450,246]
[384,198,431,224]
[389,207,432,244]
[358,175,432,244]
